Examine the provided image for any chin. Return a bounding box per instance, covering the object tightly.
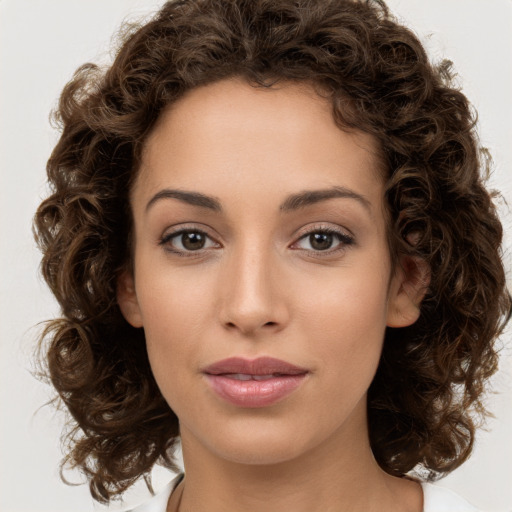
[188,415,326,466]
[211,437,307,466]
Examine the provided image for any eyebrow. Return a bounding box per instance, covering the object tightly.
[279,186,372,213]
[146,189,222,212]
[145,186,372,214]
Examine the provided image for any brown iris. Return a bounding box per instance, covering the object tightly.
[309,232,333,251]
[181,231,206,250]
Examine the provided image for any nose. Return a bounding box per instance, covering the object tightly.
[218,241,289,337]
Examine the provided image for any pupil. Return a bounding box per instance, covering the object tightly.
[182,232,205,250]
[310,232,333,250]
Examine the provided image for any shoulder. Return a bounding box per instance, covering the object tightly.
[124,473,184,512]
[421,482,480,512]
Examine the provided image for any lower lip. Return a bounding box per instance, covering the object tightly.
[205,374,307,408]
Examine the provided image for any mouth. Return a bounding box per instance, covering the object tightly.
[202,357,309,408]
[217,373,292,381]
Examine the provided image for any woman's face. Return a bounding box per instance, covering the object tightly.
[119,78,420,466]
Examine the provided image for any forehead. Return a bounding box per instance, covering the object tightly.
[135,78,386,215]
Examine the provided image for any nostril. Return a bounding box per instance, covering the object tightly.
[223,320,278,333]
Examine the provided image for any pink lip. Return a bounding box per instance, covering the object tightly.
[202,357,309,408]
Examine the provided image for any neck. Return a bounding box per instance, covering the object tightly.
[171,402,422,512]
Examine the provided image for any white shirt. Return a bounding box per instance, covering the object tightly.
[126,473,479,512]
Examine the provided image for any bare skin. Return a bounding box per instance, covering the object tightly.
[118,78,428,512]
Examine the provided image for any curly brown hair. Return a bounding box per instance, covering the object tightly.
[33,0,511,503]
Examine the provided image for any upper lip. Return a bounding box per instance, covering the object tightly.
[202,357,309,376]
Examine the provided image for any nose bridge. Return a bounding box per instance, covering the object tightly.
[219,233,285,335]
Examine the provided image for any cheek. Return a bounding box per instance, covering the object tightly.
[297,261,390,377]
[134,262,222,394]
[136,255,216,334]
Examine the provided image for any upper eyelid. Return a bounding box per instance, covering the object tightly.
[294,223,353,239]
[161,222,351,238]
[161,222,215,238]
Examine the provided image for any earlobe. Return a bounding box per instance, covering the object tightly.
[117,270,144,328]
[386,255,430,328]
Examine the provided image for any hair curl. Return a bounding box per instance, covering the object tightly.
[34,0,511,503]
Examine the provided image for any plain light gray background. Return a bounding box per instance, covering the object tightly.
[1,1,511,511]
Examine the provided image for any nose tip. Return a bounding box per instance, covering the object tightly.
[218,250,288,336]
[221,290,283,335]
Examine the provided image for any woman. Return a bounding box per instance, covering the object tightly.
[33,0,511,511]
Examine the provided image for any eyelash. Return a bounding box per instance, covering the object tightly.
[158,225,355,258]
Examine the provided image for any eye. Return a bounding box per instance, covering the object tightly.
[293,227,354,254]
[159,228,219,255]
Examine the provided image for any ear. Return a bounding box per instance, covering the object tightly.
[117,269,144,328]
[386,254,430,328]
